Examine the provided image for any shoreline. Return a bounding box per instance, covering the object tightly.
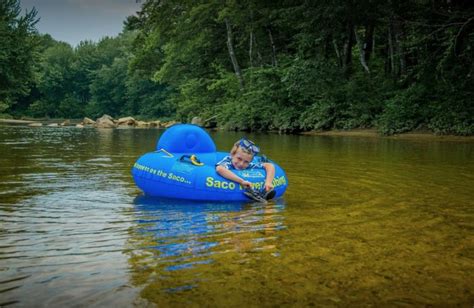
[1,119,473,141]
[0,119,41,124]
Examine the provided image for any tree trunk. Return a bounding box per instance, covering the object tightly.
[250,32,263,67]
[454,17,474,56]
[333,39,343,67]
[225,18,244,89]
[354,28,370,73]
[364,24,374,62]
[324,35,333,59]
[255,34,263,67]
[394,20,406,76]
[267,27,277,67]
[249,30,254,67]
[342,22,355,75]
[388,16,406,76]
[388,22,396,75]
[248,9,254,68]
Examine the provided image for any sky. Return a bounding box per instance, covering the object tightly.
[20,0,142,46]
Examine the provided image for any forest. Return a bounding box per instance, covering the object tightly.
[1,0,472,135]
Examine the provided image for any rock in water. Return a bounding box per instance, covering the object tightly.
[95,115,116,128]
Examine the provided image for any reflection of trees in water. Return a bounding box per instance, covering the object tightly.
[128,195,286,303]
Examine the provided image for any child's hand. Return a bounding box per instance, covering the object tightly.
[264,182,274,191]
[240,180,252,188]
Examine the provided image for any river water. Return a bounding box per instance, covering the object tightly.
[0,126,472,306]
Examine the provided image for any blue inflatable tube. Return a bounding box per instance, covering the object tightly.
[132,124,288,201]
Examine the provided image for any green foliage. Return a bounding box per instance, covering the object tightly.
[427,90,474,136]
[3,28,172,120]
[334,73,389,129]
[222,67,284,131]
[281,57,339,131]
[88,57,128,117]
[299,99,338,131]
[28,42,75,117]
[125,70,176,119]
[1,0,472,136]
[377,84,427,135]
[0,0,39,112]
[0,101,8,112]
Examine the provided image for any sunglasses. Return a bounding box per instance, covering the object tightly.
[238,138,260,154]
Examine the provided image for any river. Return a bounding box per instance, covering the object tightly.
[0,126,472,306]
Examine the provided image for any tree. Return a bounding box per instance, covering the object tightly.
[28,42,77,117]
[0,0,39,115]
[88,57,128,117]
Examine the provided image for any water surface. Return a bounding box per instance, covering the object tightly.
[0,126,472,306]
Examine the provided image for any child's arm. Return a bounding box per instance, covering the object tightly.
[216,165,252,188]
[263,162,275,191]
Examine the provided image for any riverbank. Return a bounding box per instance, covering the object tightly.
[2,118,473,141]
[302,128,474,141]
[0,116,176,129]
[0,119,41,124]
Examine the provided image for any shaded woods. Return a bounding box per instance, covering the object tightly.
[1,0,473,135]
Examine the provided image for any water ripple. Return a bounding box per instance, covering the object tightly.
[1,126,473,306]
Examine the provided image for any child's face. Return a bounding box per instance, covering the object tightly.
[231,147,253,170]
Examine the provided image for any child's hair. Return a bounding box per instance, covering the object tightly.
[230,143,252,156]
[230,138,259,156]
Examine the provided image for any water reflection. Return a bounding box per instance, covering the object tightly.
[130,195,286,298]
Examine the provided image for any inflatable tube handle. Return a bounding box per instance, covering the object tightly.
[157,148,174,157]
[179,154,204,166]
